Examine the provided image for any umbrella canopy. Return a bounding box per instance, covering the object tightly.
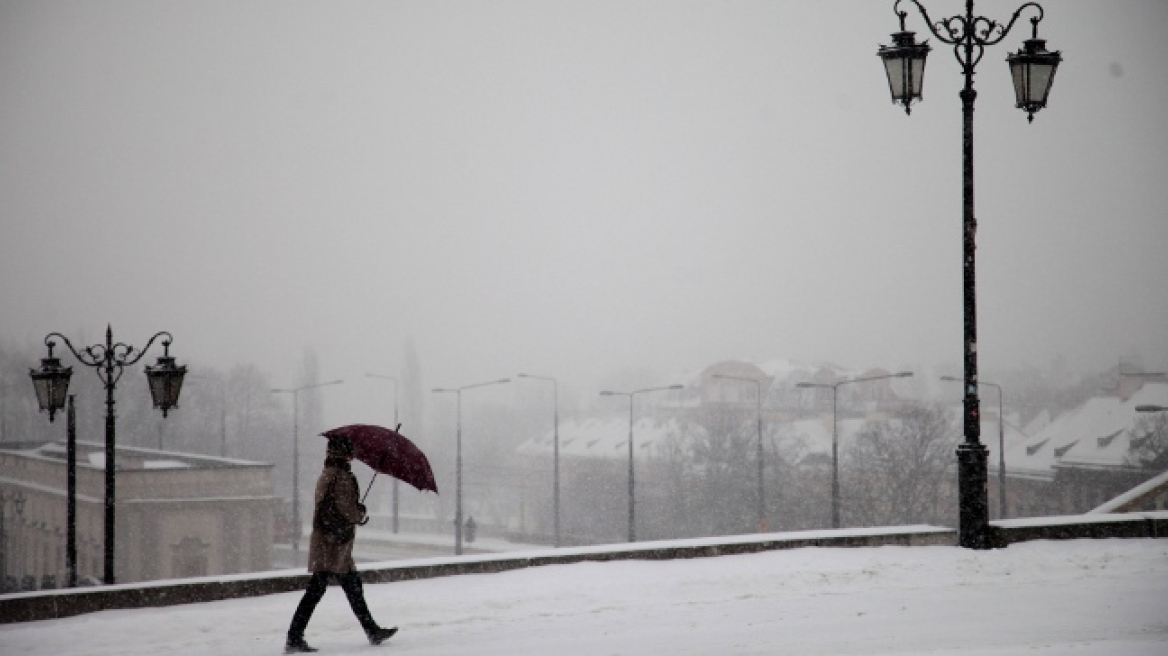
[321,424,438,494]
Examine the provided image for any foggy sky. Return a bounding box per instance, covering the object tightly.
[2,1,1166,425]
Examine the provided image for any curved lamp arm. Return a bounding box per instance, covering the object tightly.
[893,0,1047,72]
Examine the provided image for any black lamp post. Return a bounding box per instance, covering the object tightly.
[599,384,683,543]
[433,378,511,555]
[517,373,562,547]
[942,376,1007,519]
[365,373,400,533]
[712,374,768,532]
[796,372,913,529]
[29,326,185,585]
[271,379,344,559]
[877,0,1061,549]
[0,491,25,592]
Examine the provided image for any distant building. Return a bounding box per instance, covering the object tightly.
[1003,381,1168,518]
[0,440,276,590]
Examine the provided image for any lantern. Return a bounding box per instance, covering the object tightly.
[878,31,931,114]
[29,342,72,422]
[144,341,186,417]
[1007,38,1062,122]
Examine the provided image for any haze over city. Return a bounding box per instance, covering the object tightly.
[2,0,1166,424]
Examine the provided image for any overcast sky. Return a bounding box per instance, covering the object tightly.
[2,1,1166,422]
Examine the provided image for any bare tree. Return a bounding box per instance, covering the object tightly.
[1127,413,1168,471]
[842,403,959,527]
[684,403,759,536]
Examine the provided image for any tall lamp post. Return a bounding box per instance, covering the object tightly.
[271,379,344,558]
[599,384,683,543]
[796,371,913,529]
[433,378,511,555]
[712,374,768,532]
[29,326,186,585]
[365,373,400,533]
[942,376,1006,519]
[517,373,562,547]
[877,0,1061,548]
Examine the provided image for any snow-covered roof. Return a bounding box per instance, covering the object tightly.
[975,418,1030,474]
[516,417,687,462]
[781,418,868,458]
[1005,383,1168,478]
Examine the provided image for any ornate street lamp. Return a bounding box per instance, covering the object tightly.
[943,376,1007,519]
[877,0,1061,550]
[28,325,185,584]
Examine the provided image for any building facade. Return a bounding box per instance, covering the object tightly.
[0,440,276,590]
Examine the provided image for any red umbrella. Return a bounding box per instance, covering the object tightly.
[321,424,438,495]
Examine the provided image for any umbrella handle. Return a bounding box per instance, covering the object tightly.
[361,473,378,505]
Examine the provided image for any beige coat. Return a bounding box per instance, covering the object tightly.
[307,462,363,573]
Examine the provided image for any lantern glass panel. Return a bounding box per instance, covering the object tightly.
[883,56,908,101]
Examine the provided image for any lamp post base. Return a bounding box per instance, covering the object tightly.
[957,442,992,549]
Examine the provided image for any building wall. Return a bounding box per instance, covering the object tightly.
[0,442,276,590]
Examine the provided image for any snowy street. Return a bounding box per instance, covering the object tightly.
[2,538,1165,655]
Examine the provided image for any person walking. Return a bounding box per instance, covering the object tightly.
[285,436,397,653]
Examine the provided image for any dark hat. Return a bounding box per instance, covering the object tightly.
[327,436,355,457]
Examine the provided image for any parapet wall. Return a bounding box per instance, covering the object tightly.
[3,513,1164,625]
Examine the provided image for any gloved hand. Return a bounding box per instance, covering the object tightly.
[357,503,369,526]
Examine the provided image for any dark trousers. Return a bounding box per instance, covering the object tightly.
[288,571,378,638]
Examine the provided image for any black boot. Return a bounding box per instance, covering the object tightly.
[366,626,398,645]
[339,572,396,645]
[285,635,318,653]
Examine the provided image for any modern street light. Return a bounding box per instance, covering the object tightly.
[599,384,683,543]
[365,373,400,533]
[517,373,562,547]
[796,371,913,529]
[942,376,1006,519]
[271,379,344,558]
[712,374,768,532]
[433,378,511,555]
[1136,405,1168,413]
[29,326,186,585]
[877,0,1061,549]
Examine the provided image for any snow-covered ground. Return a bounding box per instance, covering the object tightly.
[2,538,1166,655]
